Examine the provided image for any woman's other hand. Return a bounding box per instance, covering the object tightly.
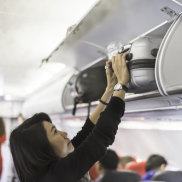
[105,60,117,92]
[112,53,129,86]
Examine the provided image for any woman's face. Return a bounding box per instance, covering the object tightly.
[43,121,74,158]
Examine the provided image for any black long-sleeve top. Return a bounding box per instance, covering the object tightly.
[38,97,125,182]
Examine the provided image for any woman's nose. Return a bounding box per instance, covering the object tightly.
[61,131,68,138]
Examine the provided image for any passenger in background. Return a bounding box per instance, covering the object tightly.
[117,156,134,170]
[0,117,6,179]
[142,154,167,181]
[10,53,130,182]
[125,161,146,177]
[94,149,119,182]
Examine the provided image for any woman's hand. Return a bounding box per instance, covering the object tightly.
[112,53,129,86]
[105,60,117,92]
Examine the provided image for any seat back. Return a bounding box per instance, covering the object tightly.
[101,170,141,182]
[152,171,182,182]
[89,163,99,181]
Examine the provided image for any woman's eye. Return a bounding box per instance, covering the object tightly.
[54,129,58,134]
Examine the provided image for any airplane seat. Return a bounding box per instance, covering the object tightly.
[89,163,99,181]
[152,170,182,182]
[0,133,6,178]
[125,161,146,177]
[100,170,141,182]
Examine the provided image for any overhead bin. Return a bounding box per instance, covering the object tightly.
[118,12,182,98]
[63,11,182,113]
[126,36,162,93]
[155,13,182,96]
[62,58,107,113]
[23,1,182,115]
[47,0,182,70]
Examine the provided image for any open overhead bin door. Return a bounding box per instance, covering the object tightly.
[155,13,182,96]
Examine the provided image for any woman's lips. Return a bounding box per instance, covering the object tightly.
[67,138,71,145]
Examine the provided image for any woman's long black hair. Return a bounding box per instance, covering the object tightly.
[10,113,59,182]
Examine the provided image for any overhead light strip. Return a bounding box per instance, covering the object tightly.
[172,0,182,7]
[119,121,182,131]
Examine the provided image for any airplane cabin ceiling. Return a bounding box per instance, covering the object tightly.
[0,0,98,99]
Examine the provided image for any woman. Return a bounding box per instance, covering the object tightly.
[10,53,129,182]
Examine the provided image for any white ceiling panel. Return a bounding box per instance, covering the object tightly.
[0,0,99,99]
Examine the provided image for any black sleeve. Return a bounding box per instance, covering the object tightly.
[51,97,125,181]
[71,118,95,148]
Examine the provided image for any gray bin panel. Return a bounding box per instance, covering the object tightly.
[155,14,182,95]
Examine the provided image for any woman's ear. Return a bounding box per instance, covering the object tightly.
[159,164,166,171]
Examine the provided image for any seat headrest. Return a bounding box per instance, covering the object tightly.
[101,171,141,182]
[89,163,98,181]
[125,161,146,177]
[152,170,182,182]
